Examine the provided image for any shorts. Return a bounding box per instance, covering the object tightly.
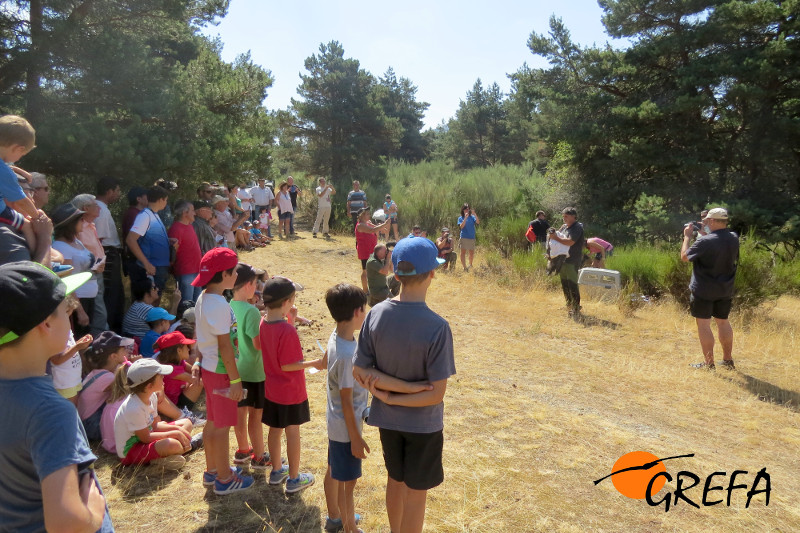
[121,440,161,465]
[379,428,444,490]
[279,211,292,221]
[238,380,266,410]
[389,218,398,225]
[360,259,368,269]
[690,294,732,320]
[459,238,475,251]
[262,398,310,428]
[201,369,238,427]
[328,439,362,482]
[56,384,82,399]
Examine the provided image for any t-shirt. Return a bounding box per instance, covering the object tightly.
[277,191,293,213]
[51,334,83,390]
[366,256,390,298]
[140,330,162,358]
[347,190,367,214]
[167,221,202,276]
[121,301,153,339]
[231,300,265,382]
[530,219,550,242]
[249,185,275,207]
[214,208,235,242]
[130,208,170,267]
[687,228,740,300]
[0,161,25,203]
[355,225,378,260]
[354,300,456,433]
[52,239,99,298]
[458,215,477,239]
[95,199,121,248]
[384,200,397,220]
[101,397,124,454]
[192,217,216,256]
[163,363,190,405]
[195,292,237,374]
[260,320,307,405]
[0,375,114,532]
[560,221,585,267]
[288,184,300,208]
[316,185,333,208]
[78,369,115,421]
[237,188,253,212]
[326,330,368,443]
[114,393,158,459]
[0,223,31,264]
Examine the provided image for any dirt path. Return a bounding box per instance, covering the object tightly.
[100,223,800,532]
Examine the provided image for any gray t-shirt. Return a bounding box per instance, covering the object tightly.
[326,329,369,443]
[0,375,114,532]
[354,300,456,433]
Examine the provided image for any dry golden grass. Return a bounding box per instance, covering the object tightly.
[97,223,800,532]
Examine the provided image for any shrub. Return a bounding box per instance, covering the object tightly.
[605,245,673,298]
[483,215,531,257]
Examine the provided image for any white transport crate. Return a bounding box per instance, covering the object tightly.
[578,268,621,301]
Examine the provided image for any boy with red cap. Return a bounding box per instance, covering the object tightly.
[0,262,113,532]
[191,247,255,494]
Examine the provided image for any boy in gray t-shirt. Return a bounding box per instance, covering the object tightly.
[354,236,456,533]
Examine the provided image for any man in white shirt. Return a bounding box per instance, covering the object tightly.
[249,178,275,237]
[312,177,335,238]
[95,177,124,332]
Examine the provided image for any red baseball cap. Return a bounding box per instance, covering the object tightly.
[154,331,196,351]
[192,247,239,287]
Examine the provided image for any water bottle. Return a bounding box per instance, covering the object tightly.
[212,387,248,400]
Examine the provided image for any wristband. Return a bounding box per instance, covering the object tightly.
[192,361,200,367]
[229,378,242,384]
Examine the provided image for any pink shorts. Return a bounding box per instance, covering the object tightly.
[201,369,238,427]
[121,441,161,465]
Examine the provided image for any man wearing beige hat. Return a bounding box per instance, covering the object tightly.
[681,207,739,370]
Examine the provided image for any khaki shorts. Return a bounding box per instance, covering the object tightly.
[459,238,475,251]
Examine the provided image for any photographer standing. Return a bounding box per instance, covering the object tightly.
[366,243,400,306]
[681,208,739,370]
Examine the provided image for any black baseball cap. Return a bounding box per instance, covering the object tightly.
[193,199,212,211]
[262,276,303,304]
[0,262,91,346]
[85,331,134,359]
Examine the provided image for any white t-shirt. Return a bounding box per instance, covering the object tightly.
[51,240,99,298]
[237,188,252,212]
[316,185,333,208]
[113,392,158,458]
[326,329,368,443]
[195,291,236,374]
[95,199,121,247]
[259,212,270,226]
[129,208,161,239]
[249,185,274,207]
[51,330,83,390]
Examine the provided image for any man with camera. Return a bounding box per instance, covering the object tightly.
[436,227,457,271]
[366,242,400,306]
[680,208,739,370]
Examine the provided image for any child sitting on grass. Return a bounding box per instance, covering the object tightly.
[260,276,326,493]
[140,307,175,358]
[113,358,193,470]
[323,283,370,533]
[78,331,134,440]
[155,331,204,410]
[249,220,271,245]
[231,263,270,468]
[50,294,92,405]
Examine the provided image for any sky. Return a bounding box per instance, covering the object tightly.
[202,0,625,129]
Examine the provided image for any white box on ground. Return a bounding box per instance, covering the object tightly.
[578,268,621,301]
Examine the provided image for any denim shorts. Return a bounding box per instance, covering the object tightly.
[279,212,292,221]
[328,439,362,482]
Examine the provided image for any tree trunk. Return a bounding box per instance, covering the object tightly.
[25,0,43,123]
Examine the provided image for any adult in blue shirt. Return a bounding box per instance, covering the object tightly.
[457,203,480,271]
[126,186,171,299]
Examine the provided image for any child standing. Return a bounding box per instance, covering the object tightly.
[230,263,269,468]
[113,358,193,470]
[353,236,456,533]
[140,307,175,358]
[259,276,325,493]
[193,247,255,494]
[0,262,113,531]
[323,284,369,533]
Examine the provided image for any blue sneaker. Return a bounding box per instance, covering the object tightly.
[324,514,362,532]
[269,465,290,485]
[202,466,241,487]
[285,472,315,494]
[213,471,255,495]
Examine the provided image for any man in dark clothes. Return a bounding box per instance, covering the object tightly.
[681,207,739,370]
[529,211,550,245]
[549,207,584,316]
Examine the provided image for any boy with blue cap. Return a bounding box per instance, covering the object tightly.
[140,307,176,358]
[353,236,456,533]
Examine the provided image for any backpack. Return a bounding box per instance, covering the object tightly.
[525,225,537,243]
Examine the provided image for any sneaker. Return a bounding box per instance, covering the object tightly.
[179,407,206,428]
[189,433,204,452]
[250,453,272,470]
[285,472,315,493]
[202,466,242,487]
[213,471,255,495]
[269,465,290,485]
[690,362,716,370]
[323,233,330,238]
[233,447,253,464]
[324,514,362,532]
[150,455,186,471]
[720,359,736,370]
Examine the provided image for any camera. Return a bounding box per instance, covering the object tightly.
[684,221,702,231]
[385,241,397,250]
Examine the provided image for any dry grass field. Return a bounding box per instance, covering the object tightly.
[96,224,800,532]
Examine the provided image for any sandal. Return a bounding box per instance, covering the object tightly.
[690,362,715,370]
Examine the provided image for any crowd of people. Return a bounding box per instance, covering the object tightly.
[0,113,739,533]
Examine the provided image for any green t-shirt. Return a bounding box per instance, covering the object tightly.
[230,300,265,382]
[366,256,390,297]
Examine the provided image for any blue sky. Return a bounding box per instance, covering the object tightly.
[203,0,624,129]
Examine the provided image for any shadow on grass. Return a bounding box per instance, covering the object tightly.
[732,373,800,412]
[573,312,621,329]
[195,474,322,533]
[107,460,185,500]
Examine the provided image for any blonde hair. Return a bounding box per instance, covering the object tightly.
[107,364,130,403]
[0,115,35,148]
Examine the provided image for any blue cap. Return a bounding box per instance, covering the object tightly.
[145,307,176,322]
[391,236,446,276]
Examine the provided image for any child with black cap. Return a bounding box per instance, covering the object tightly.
[0,261,113,532]
[353,236,456,533]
